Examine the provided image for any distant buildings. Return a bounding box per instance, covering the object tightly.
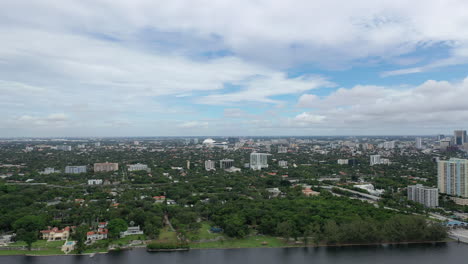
[65,165,87,174]
[205,160,216,171]
[407,184,438,208]
[415,137,423,149]
[128,163,149,172]
[439,138,452,150]
[337,159,349,165]
[250,153,269,170]
[278,146,288,153]
[88,179,103,185]
[354,184,384,196]
[278,160,288,168]
[438,158,468,197]
[41,167,57,175]
[56,145,72,151]
[383,141,395,150]
[220,159,234,169]
[370,155,381,166]
[94,162,119,172]
[454,130,467,145]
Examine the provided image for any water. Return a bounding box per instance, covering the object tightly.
[1,242,467,264]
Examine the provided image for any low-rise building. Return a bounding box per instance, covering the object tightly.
[65,166,87,174]
[94,162,119,172]
[128,163,149,172]
[88,179,103,185]
[86,228,108,241]
[40,227,70,241]
[120,226,144,238]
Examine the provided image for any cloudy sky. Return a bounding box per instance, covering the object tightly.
[1,0,468,137]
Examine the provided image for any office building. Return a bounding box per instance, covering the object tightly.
[415,137,423,149]
[438,158,468,197]
[370,155,381,166]
[65,166,87,174]
[128,163,149,172]
[454,130,467,145]
[94,162,119,172]
[407,184,439,208]
[220,159,234,169]
[250,153,269,170]
[205,160,216,171]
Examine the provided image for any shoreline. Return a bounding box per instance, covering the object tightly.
[0,239,453,257]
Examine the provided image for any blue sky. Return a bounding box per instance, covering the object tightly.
[1,0,468,137]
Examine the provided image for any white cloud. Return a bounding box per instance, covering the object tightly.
[294,77,468,133]
[178,121,209,129]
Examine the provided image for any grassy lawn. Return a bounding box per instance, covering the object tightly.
[195,222,224,240]
[190,235,287,249]
[0,248,64,256]
[157,227,178,243]
[8,240,64,249]
[111,234,146,246]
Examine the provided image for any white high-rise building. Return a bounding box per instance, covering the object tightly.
[57,145,72,151]
[415,137,423,149]
[250,153,269,170]
[205,160,216,171]
[370,155,381,166]
[407,184,438,208]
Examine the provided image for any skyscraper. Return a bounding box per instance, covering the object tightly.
[415,137,422,149]
[454,130,467,145]
[438,158,468,197]
[250,153,269,170]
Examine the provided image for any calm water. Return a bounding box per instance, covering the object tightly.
[1,242,467,264]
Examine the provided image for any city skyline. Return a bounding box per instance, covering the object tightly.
[2,1,468,137]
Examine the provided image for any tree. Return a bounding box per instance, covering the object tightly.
[276,221,293,242]
[323,220,340,245]
[73,225,89,253]
[107,218,128,239]
[13,215,45,250]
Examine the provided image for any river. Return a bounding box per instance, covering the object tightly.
[1,242,467,264]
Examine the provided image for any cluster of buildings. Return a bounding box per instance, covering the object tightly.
[204,152,270,171]
[369,155,391,166]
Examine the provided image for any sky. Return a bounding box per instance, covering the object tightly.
[1,0,468,137]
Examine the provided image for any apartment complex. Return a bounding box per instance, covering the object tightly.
[94,162,119,172]
[65,165,87,174]
[250,153,269,170]
[407,184,439,208]
[438,158,468,197]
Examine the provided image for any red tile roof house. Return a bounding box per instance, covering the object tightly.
[86,228,108,242]
[40,227,71,241]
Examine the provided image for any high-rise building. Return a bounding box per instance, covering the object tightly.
[65,166,87,174]
[128,163,149,172]
[205,160,216,171]
[220,159,234,169]
[370,155,381,166]
[186,160,191,170]
[407,184,439,208]
[94,162,119,172]
[438,158,468,197]
[454,130,467,145]
[415,137,423,149]
[278,146,288,153]
[250,153,269,170]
